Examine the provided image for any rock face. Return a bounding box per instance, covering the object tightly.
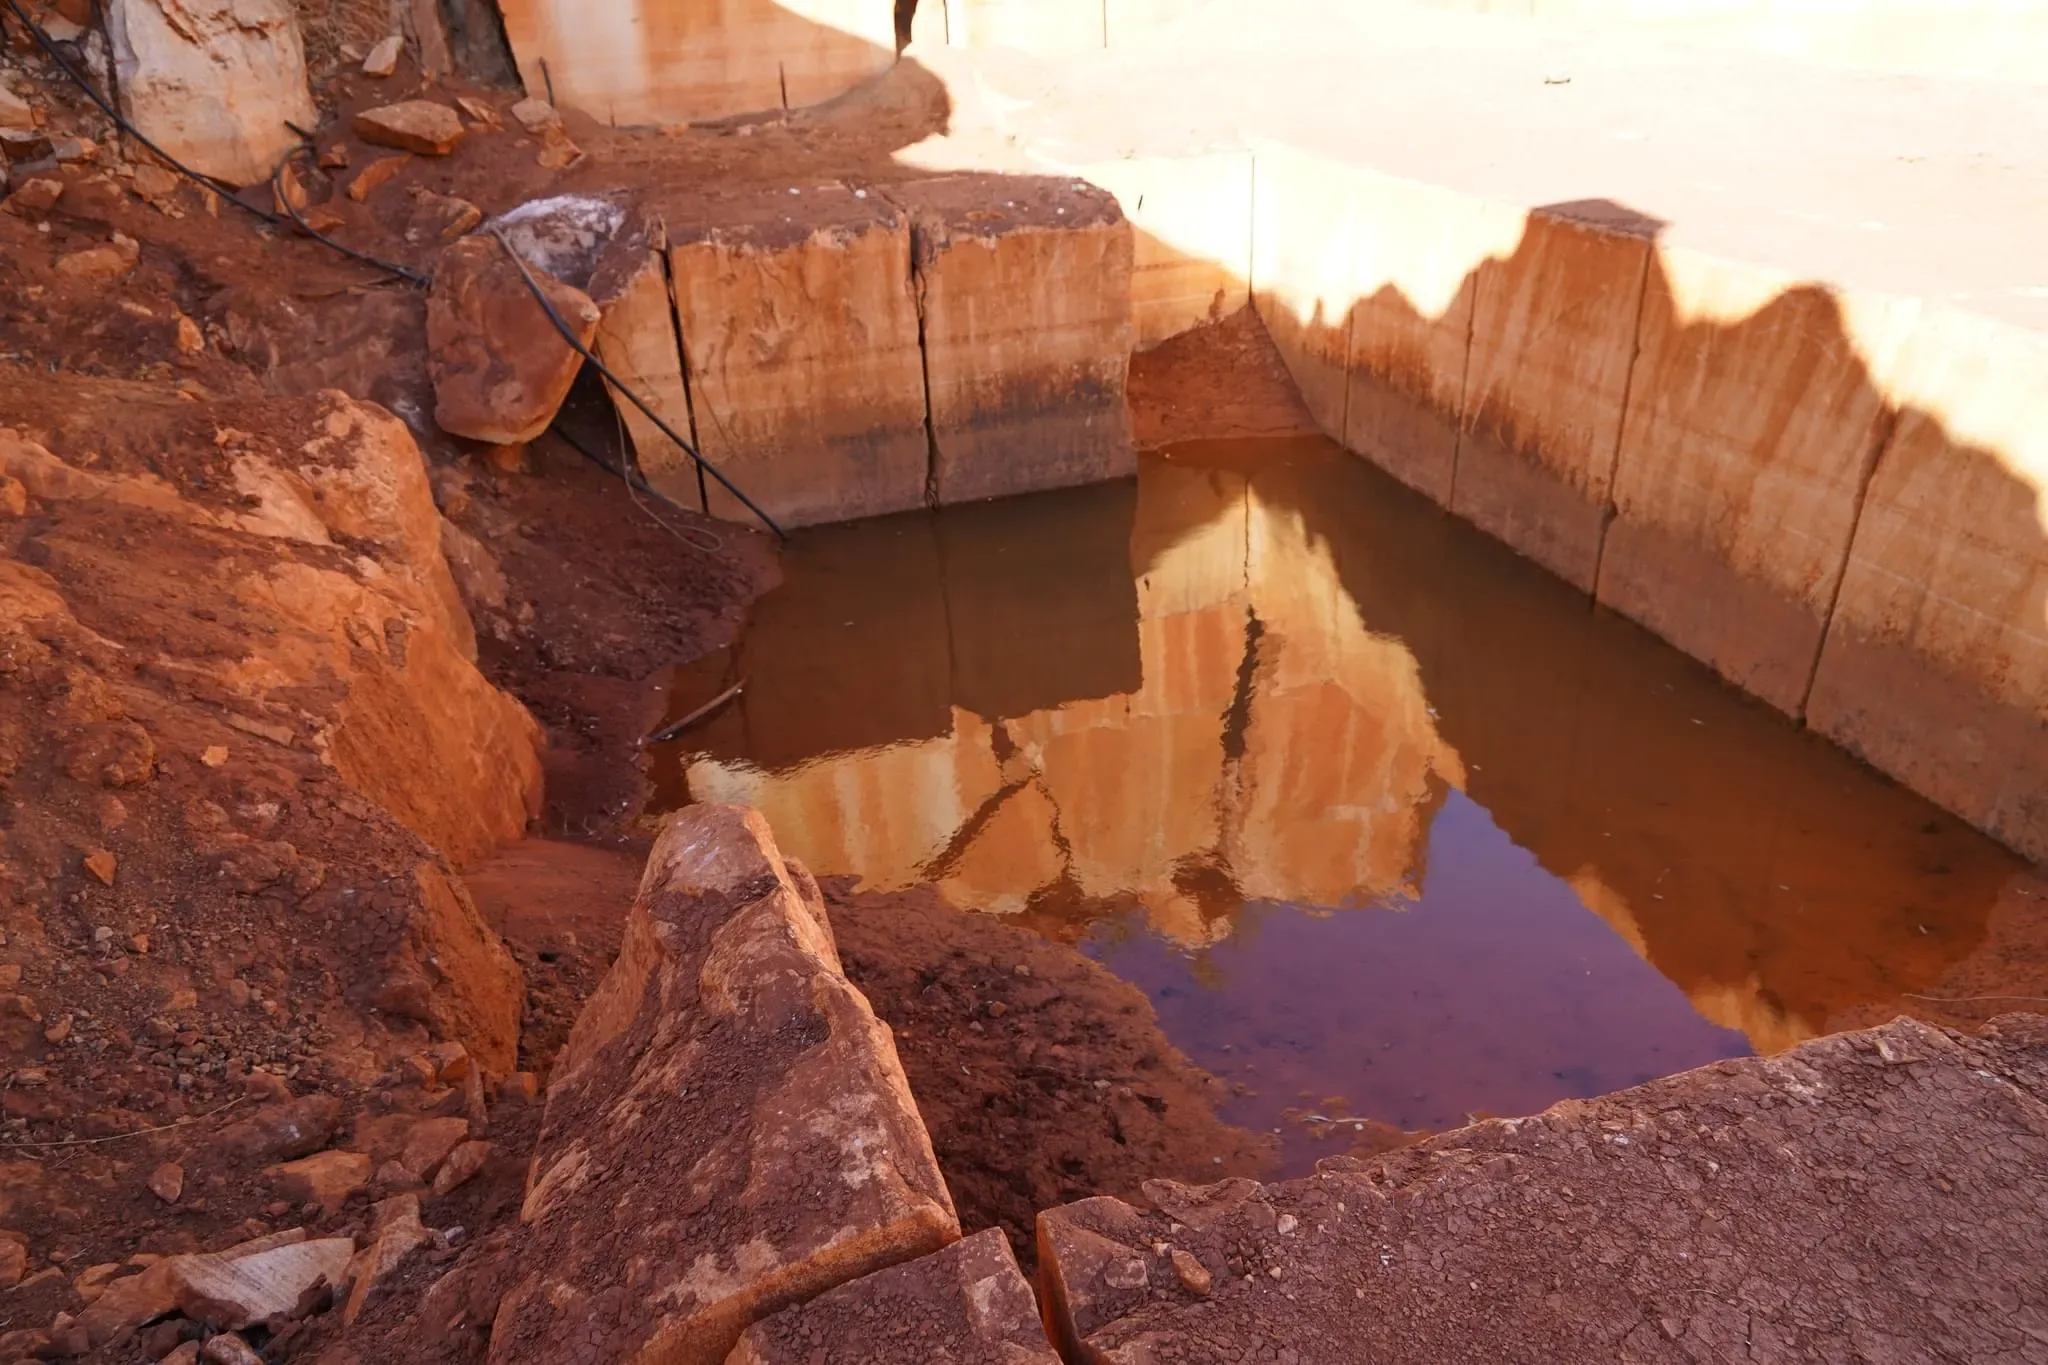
[104,0,317,187]
[585,211,698,503]
[665,186,929,528]
[896,176,1136,505]
[428,235,600,446]
[489,805,959,1365]
[1039,1015,2048,1363]
[726,1228,1060,1365]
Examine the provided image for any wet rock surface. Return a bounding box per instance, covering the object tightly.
[489,806,959,1365]
[727,1227,1059,1365]
[1039,1014,2048,1363]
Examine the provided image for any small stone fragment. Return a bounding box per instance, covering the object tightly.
[429,1140,492,1196]
[51,136,95,164]
[535,133,581,171]
[274,1150,371,1212]
[408,189,481,241]
[161,1341,201,1365]
[0,1237,24,1288]
[1170,1248,1212,1296]
[9,176,63,216]
[0,84,32,132]
[454,96,500,128]
[199,1332,262,1365]
[200,745,229,768]
[175,315,204,355]
[508,99,560,134]
[346,153,409,202]
[147,1162,184,1204]
[83,850,117,885]
[56,235,140,282]
[0,475,26,517]
[362,34,403,77]
[398,1115,468,1180]
[354,102,464,157]
[317,144,349,170]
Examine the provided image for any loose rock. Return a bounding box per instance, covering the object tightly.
[426,235,598,445]
[147,1162,183,1204]
[429,1139,492,1196]
[354,102,465,157]
[274,1149,372,1212]
[362,34,404,77]
[172,1237,355,1330]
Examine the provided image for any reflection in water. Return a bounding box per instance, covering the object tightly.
[656,436,2042,1173]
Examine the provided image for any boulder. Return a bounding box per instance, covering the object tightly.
[78,1229,307,1347]
[103,0,317,187]
[172,1237,355,1330]
[489,805,959,1365]
[362,34,404,77]
[354,101,465,157]
[427,234,598,445]
[727,1229,1058,1365]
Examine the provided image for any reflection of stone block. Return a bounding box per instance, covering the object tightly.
[1454,204,1653,592]
[733,515,952,769]
[729,1229,1059,1364]
[1808,308,2048,862]
[493,806,958,1365]
[940,480,1140,722]
[497,0,896,125]
[898,175,1135,505]
[1602,254,1916,715]
[667,187,930,528]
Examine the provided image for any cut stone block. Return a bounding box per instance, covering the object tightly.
[1600,251,1918,715]
[1069,153,1253,351]
[667,187,929,528]
[724,1228,1059,1365]
[1040,1016,2048,1363]
[1454,202,1653,592]
[899,175,1135,505]
[496,0,897,125]
[104,0,317,187]
[1249,140,1367,439]
[1343,169,1521,506]
[489,804,959,1365]
[1807,307,2048,863]
[588,215,701,510]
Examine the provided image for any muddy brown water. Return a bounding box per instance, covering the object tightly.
[651,435,2041,1175]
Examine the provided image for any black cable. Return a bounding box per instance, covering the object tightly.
[547,418,721,550]
[486,227,788,540]
[1,0,278,225]
[271,142,431,287]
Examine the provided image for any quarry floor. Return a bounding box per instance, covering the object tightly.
[0,29,2045,1365]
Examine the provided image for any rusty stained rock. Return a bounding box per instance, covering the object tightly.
[727,1228,1058,1365]
[489,805,959,1365]
[1038,1014,2048,1365]
[427,235,598,446]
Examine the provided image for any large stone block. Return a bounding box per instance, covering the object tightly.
[899,175,1135,505]
[1040,1016,2048,1363]
[1807,308,2048,862]
[1069,153,1253,350]
[1248,141,1366,438]
[427,235,600,446]
[1600,252,1917,715]
[1343,170,1521,506]
[105,0,316,187]
[724,1228,1060,1365]
[667,187,929,528]
[1453,202,1653,592]
[589,220,702,510]
[490,805,959,1365]
[496,0,897,125]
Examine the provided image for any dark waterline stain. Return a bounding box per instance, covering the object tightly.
[651,435,2041,1175]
